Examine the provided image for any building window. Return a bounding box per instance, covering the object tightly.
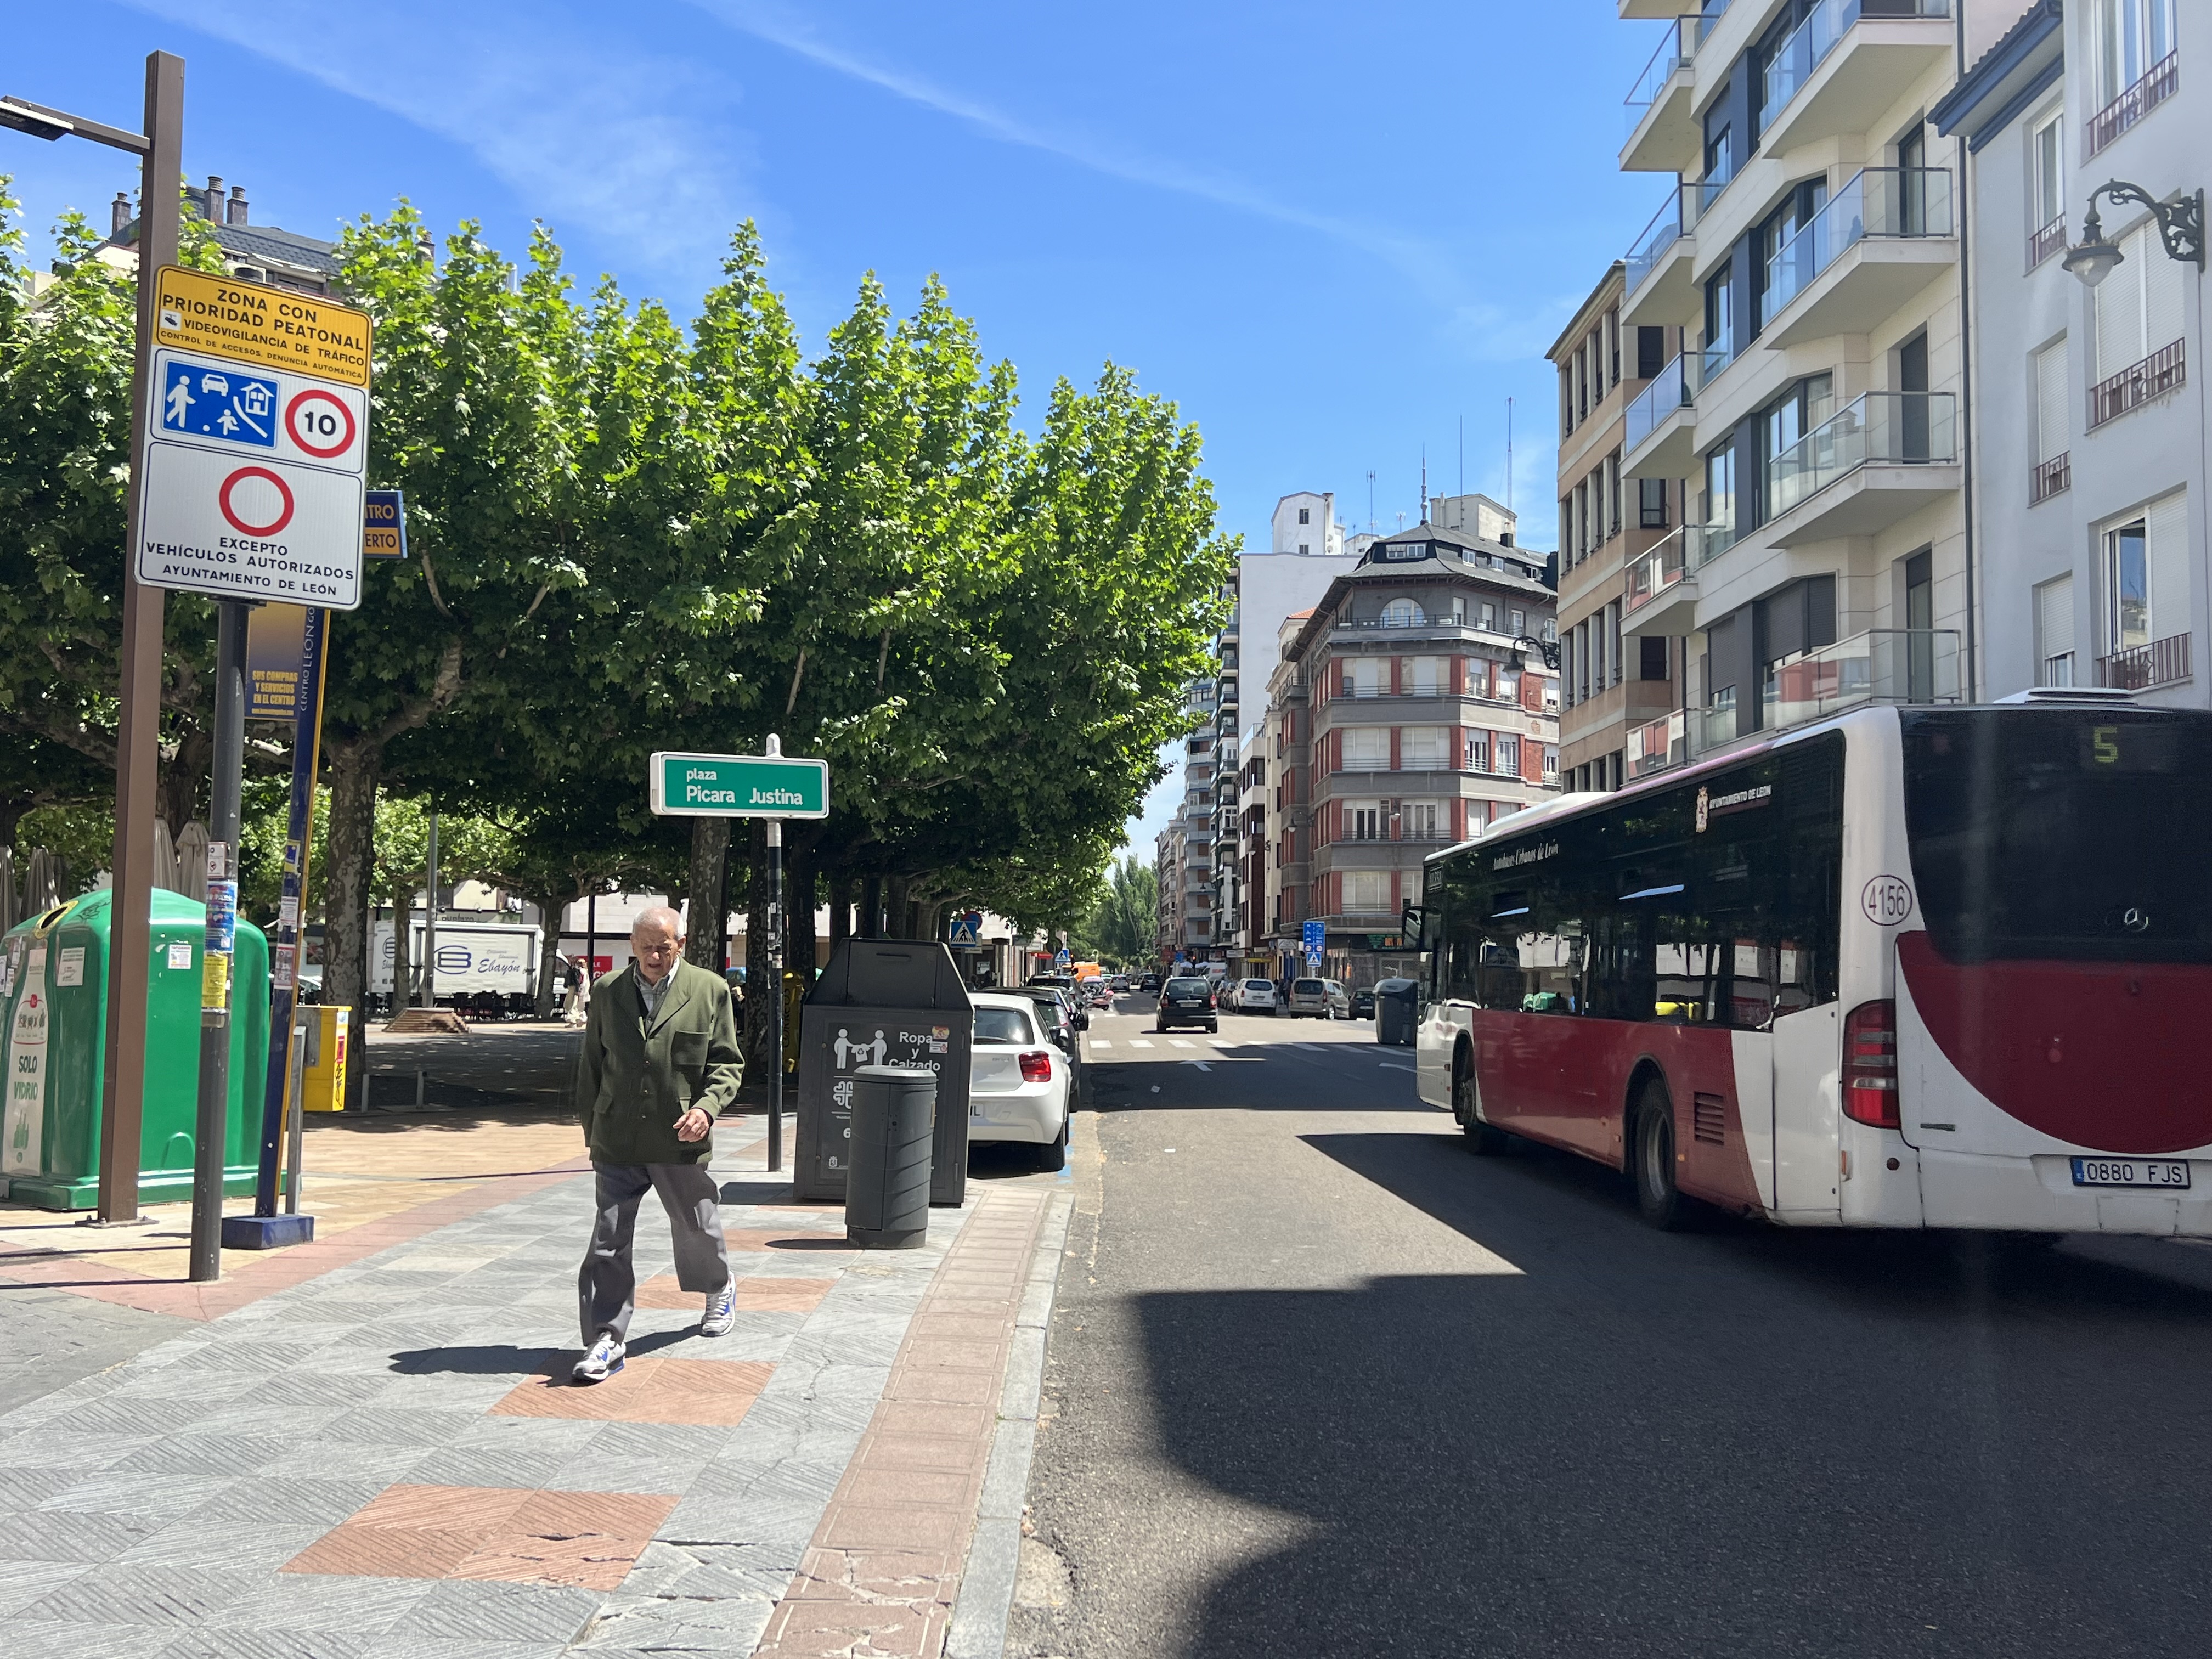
[1477,600,1498,632]
[2094,217,2186,387]
[2035,573,2076,687]
[1298,506,1311,524]
[1407,655,1446,696]
[1509,608,1525,635]
[1299,543,1310,554]
[2033,337,2070,502]
[1607,601,1624,687]
[1543,747,1560,781]
[1341,727,1391,769]
[1346,801,1381,840]
[1641,636,1670,681]
[1379,597,1426,628]
[2091,0,2177,112]
[1639,476,1669,529]
[1607,452,1622,538]
[1496,735,1521,776]
[1637,325,1666,380]
[1403,801,1441,840]
[1465,730,1491,772]
[2028,109,2065,265]
[1345,657,1386,697]
[1704,444,1736,538]
[2099,495,2188,667]
[1400,727,1451,769]
[1343,871,1390,915]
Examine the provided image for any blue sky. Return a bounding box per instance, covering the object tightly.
[8,1,1666,854]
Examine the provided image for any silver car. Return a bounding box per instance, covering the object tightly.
[1285,977,1349,1019]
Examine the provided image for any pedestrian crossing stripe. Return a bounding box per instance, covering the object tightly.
[1169,1040,1194,1048]
[1128,1039,1154,1048]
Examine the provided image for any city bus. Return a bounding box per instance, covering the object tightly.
[1413,696,2212,1235]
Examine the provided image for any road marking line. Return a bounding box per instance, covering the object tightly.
[1128,1040,1155,1048]
[1379,1063,1416,1074]
[1209,1039,1234,1048]
[1168,1039,1194,1048]
[1090,1040,1112,1048]
[1179,1060,1214,1071]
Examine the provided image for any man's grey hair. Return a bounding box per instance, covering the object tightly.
[631,904,685,940]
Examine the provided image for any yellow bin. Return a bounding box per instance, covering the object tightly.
[301,1005,349,1112]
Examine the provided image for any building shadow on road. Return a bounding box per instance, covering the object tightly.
[1107,1131,2212,1658]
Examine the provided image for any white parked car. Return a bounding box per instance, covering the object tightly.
[1234,978,1278,1013]
[967,992,1071,1171]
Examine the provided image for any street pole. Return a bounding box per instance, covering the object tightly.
[188,599,248,1282]
[421,806,438,1009]
[18,53,188,1226]
[764,733,786,1173]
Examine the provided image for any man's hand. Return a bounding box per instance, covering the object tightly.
[674,1108,713,1143]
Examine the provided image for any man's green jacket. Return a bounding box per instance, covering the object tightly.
[574,960,743,1166]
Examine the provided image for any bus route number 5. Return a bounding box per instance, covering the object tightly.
[1861,875,1914,927]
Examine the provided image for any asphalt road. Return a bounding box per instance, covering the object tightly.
[1007,997,2212,1659]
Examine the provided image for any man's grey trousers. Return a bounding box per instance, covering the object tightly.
[579,1161,731,1345]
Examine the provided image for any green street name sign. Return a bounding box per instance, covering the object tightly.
[648,750,830,819]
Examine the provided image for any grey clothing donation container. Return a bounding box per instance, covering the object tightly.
[794,940,973,1206]
[1375,978,1420,1047]
[844,1065,936,1248]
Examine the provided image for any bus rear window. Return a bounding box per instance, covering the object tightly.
[1900,709,2212,963]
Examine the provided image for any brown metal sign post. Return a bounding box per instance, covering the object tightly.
[0,54,184,1223]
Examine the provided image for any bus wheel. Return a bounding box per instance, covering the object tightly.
[1455,1052,1510,1156]
[1632,1085,1685,1231]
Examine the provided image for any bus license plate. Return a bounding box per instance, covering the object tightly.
[2070,1157,2190,1189]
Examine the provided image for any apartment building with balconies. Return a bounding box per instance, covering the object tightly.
[1550,261,1688,792]
[1262,611,1318,979]
[1614,0,1967,765]
[1267,524,1561,989]
[1934,0,2202,705]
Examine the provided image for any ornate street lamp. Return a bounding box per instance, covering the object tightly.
[2063,179,2205,289]
[1509,633,1561,672]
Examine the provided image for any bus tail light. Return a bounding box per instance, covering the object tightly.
[1841,1000,1899,1128]
[1019,1050,1054,1084]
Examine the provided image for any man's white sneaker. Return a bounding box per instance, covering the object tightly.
[572,1333,625,1383]
[701,1278,737,1338]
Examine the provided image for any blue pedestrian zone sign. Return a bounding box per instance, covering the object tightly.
[1056,949,1071,966]
[1302,919,1326,954]
[161,357,278,448]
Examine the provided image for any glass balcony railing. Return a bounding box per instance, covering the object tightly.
[1624,528,1692,615]
[1694,336,1735,390]
[1763,0,1951,128]
[1763,168,1952,317]
[1624,355,1692,453]
[1765,391,1956,520]
[1762,628,1961,731]
[1625,191,1684,295]
[1695,0,1731,45]
[1624,16,1700,133]
[1627,711,1688,778]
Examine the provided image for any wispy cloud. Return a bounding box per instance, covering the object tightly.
[688,0,1485,317]
[120,1,741,271]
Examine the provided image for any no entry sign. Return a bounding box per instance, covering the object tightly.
[137,270,373,610]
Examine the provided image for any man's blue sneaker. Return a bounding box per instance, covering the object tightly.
[701,1278,737,1338]
[572,1333,624,1383]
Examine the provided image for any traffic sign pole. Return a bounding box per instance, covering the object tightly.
[86,52,184,1227]
[188,599,248,1282]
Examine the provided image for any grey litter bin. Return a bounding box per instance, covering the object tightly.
[1375,978,1420,1047]
[795,940,975,1207]
[844,1065,936,1249]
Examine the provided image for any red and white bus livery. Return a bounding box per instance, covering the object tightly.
[1413,698,2212,1235]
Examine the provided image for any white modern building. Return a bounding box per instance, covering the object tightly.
[1934,0,2202,703]
[1613,0,1968,760]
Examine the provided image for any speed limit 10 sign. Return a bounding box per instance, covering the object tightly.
[136,267,374,610]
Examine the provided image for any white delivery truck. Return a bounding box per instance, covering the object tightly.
[370,921,543,1008]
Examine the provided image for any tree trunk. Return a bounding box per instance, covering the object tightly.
[884,874,911,940]
[685,817,730,968]
[322,740,381,1109]
[859,874,882,939]
[786,836,817,981]
[827,873,851,955]
[393,871,415,1008]
[158,727,209,838]
[529,890,566,1018]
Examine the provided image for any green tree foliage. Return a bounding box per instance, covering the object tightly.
[0,187,1229,1062]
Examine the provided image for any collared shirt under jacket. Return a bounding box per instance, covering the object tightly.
[574,959,743,1166]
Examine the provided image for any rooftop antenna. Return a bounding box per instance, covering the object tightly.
[1458,415,1464,497]
[1366,470,1376,532]
[1420,447,1429,524]
[1506,396,1515,515]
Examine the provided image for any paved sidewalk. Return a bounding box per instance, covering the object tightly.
[0,1126,1068,1658]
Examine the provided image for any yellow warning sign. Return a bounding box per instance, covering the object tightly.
[152,266,372,388]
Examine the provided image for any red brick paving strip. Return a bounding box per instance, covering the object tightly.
[635,1273,837,1313]
[490,1355,776,1426]
[282,1482,679,1593]
[753,1188,1049,1659]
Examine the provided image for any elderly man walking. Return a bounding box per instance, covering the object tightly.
[571,905,743,1383]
